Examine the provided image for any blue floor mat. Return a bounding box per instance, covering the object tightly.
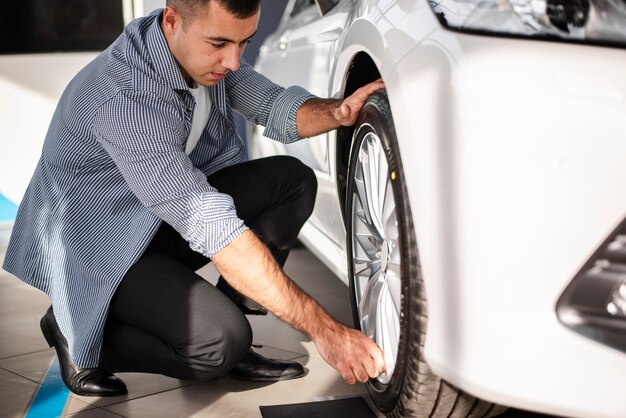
[0,193,18,222]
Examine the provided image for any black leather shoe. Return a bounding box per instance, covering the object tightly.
[229,350,306,381]
[40,306,128,397]
[216,278,268,315]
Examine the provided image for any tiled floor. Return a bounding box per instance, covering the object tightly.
[0,226,553,418]
[0,227,375,418]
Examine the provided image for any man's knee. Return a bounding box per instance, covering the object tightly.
[175,313,252,380]
[280,156,317,217]
[299,161,317,210]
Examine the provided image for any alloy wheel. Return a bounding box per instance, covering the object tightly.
[350,130,402,384]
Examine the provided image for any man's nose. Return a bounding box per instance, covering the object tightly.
[222,47,240,72]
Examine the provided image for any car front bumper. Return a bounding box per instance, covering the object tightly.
[386,30,626,418]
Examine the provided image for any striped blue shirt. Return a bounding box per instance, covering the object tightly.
[2,10,314,368]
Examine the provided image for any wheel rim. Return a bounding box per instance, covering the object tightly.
[351,130,402,385]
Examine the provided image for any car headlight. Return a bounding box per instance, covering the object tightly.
[429,0,626,47]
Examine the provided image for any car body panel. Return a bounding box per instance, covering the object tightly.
[251,1,351,249]
[252,1,626,416]
[389,33,626,417]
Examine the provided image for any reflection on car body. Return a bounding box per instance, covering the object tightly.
[248,0,626,417]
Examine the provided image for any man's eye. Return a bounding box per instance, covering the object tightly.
[210,42,226,49]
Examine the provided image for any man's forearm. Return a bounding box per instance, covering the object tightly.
[211,230,339,339]
[212,229,386,384]
[295,98,343,138]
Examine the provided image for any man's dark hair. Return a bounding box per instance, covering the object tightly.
[166,0,261,21]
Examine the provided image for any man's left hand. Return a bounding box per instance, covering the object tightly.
[334,78,385,126]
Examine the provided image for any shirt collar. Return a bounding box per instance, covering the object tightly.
[145,10,190,92]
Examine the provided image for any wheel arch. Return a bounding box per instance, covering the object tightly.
[335,52,382,221]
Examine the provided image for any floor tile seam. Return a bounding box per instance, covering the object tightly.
[82,380,204,408]
[21,389,40,418]
[3,367,41,418]
[256,343,311,358]
[65,405,127,418]
[0,347,53,362]
[290,354,309,363]
[0,364,43,386]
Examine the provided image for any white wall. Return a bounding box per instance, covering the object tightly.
[0,53,99,204]
[0,2,160,206]
[0,0,287,206]
[141,0,164,15]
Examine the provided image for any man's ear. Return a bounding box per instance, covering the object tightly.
[161,6,181,34]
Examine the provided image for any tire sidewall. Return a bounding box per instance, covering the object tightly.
[345,91,419,412]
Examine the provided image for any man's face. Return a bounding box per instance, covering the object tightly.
[162,1,259,87]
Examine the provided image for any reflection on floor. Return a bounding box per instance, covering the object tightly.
[0,227,552,418]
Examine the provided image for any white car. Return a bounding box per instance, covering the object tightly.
[247,1,626,417]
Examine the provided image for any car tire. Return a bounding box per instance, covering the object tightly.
[345,91,507,418]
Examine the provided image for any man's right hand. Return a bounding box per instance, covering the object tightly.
[314,322,386,384]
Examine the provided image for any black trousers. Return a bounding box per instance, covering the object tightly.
[101,156,317,380]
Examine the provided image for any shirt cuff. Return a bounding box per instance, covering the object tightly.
[184,191,250,257]
[263,86,316,144]
[189,220,249,258]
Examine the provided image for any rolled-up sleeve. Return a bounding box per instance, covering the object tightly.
[226,59,315,144]
[92,90,247,257]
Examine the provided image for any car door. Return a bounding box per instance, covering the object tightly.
[251,0,349,243]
